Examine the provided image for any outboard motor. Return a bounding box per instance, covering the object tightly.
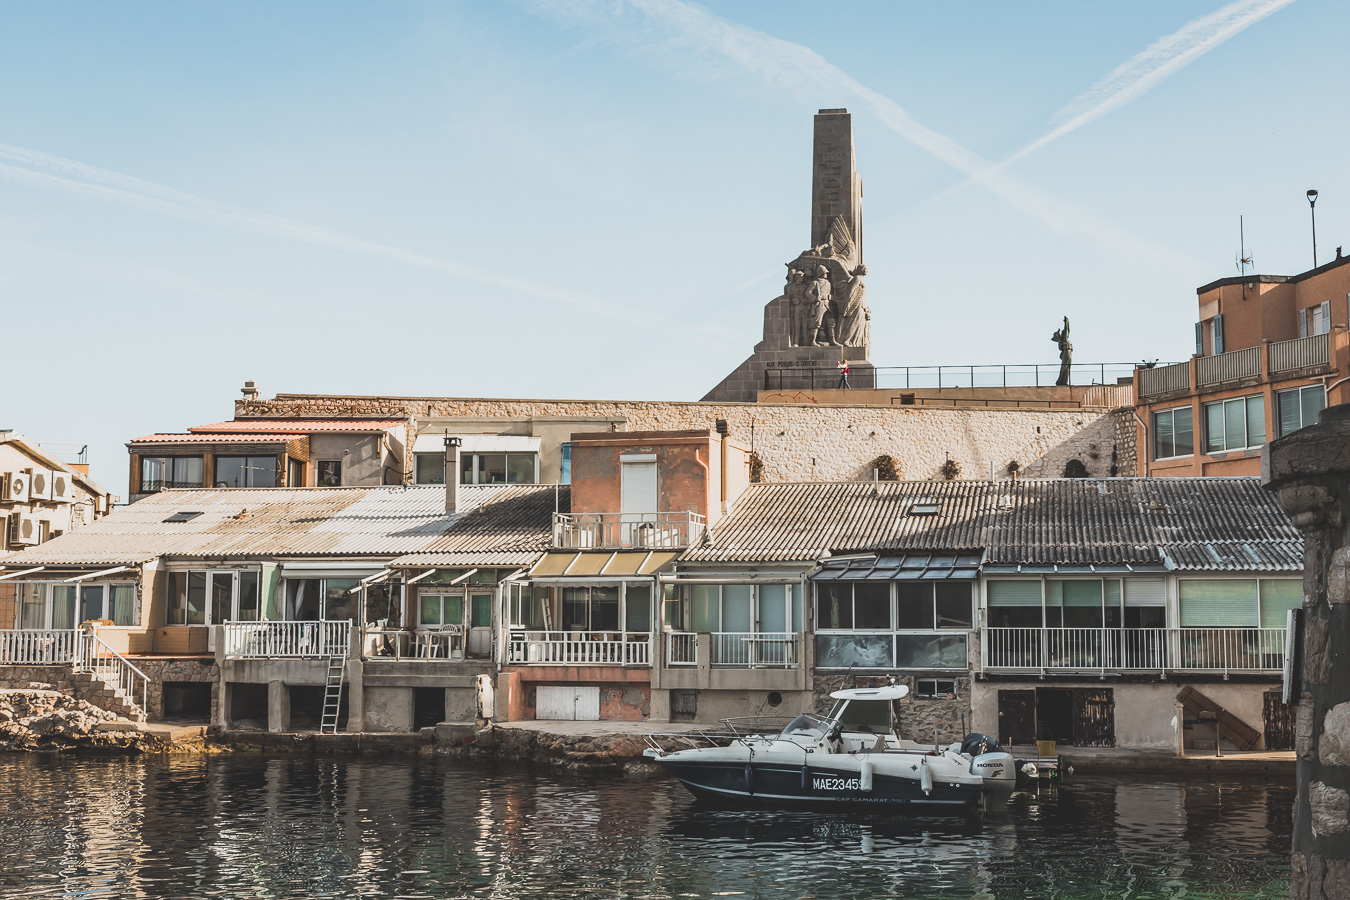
[962,733,1016,798]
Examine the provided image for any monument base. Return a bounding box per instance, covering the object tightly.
[703,346,874,402]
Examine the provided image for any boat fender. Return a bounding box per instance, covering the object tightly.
[744,763,755,795]
[859,760,874,792]
[800,764,810,791]
[919,759,933,796]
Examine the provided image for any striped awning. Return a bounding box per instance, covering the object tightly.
[528,551,678,580]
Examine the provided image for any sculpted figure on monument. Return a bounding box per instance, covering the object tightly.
[806,265,835,347]
[784,268,808,347]
[835,264,869,348]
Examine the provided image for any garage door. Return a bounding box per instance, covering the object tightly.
[536,686,601,721]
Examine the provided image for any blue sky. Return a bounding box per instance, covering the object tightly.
[2,0,1344,498]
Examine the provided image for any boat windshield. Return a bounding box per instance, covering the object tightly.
[779,714,831,740]
[828,698,893,734]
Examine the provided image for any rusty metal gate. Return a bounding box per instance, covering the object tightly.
[670,690,698,721]
[1263,690,1296,751]
[1071,688,1116,747]
[997,690,1035,746]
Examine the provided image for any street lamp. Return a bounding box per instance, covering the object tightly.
[1308,189,1319,269]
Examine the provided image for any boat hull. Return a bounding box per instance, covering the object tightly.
[660,758,986,812]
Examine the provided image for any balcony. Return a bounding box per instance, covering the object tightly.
[0,629,80,664]
[1196,346,1261,387]
[982,626,1285,675]
[1139,361,1191,398]
[506,630,652,666]
[1270,333,1330,374]
[665,631,800,668]
[223,620,352,659]
[362,625,465,661]
[551,512,706,550]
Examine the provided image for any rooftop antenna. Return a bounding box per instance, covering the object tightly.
[1235,216,1254,301]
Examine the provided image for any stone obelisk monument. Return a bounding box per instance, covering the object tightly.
[703,109,875,401]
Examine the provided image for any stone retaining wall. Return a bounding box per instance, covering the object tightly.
[812,673,973,744]
[239,396,1136,484]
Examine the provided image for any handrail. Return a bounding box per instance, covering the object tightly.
[552,511,706,550]
[982,626,1285,675]
[1270,332,1331,373]
[765,361,1152,392]
[77,628,149,718]
[0,629,80,665]
[223,620,352,659]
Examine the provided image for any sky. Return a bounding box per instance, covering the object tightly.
[2,0,1345,499]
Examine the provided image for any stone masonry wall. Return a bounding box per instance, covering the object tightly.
[239,396,1137,484]
[811,673,972,744]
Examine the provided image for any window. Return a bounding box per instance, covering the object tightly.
[214,456,277,488]
[288,459,305,488]
[1203,395,1264,453]
[896,582,972,629]
[915,678,957,699]
[140,456,203,492]
[317,460,342,487]
[414,453,445,485]
[1178,578,1300,628]
[16,582,134,628]
[816,580,968,670]
[1153,407,1193,460]
[167,569,260,625]
[459,453,539,485]
[1209,314,1224,354]
[560,443,573,485]
[1277,385,1326,437]
[1302,301,1331,337]
[817,582,890,629]
[909,502,940,516]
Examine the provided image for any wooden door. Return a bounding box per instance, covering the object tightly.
[1072,688,1116,747]
[997,689,1035,746]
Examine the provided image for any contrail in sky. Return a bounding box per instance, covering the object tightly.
[536,0,1206,278]
[949,0,1297,192]
[0,143,731,339]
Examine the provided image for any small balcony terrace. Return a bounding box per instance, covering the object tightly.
[982,626,1287,676]
[551,512,706,550]
[506,630,652,666]
[1139,333,1332,400]
[665,631,801,668]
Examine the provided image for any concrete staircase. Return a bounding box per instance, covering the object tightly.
[66,670,148,723]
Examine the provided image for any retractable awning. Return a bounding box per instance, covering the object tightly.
[527,550,678,580]
[811,552,984,581]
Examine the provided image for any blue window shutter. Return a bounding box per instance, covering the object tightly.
[1195,322,1203,355]
[1213,314,1224,354]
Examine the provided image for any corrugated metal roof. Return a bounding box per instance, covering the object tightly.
[190,419,404,433]
[0,486,472,566]
[389,485,566,568]
[685,478,1300,571]
[129,433,305,444]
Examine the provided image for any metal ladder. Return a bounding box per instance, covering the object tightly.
[320,655,345,734]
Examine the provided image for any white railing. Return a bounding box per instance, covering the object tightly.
[506,631,652,666]
[552,511,706,550]
[78,629,148,716]
[1196,346,1261,386]
[666,631,697,666]
[1270,332,1331,373]
[0,629,80,664]
[223,620,352,659]
[1139,361,1191,397]
[362,626,464,661]
[711,632,799,667]
[983,627,1286,674]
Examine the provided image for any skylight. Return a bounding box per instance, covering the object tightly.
[909,501,940,516]
[164,511,204,523]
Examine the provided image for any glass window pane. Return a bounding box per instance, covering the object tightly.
[186,573,206,625]
[896,582,933,629]
[110,586,136,626]
[1205,402,1225,453]
[461,454,475,485]
[506,454,537,484]
[560,443,572,485]
[591,586,620,631]
[625,585,652,632]
[471,594,492,627]
[721,585,753,632]
[81,586,105,623]
[141,457,166,492]
[19,584,45,629]
[691,585,720,632]
[562,587,589,630]
[52,586,77,629]
[854,583,890,629]
[420,595,442,626]
[758,584,787,633]
[816,582,853,629]
[479,454,507,484]
[935,582,972,628]
[324,579,360,621]
[210,572,233,625]
[1179,579,1258,627]
[895,633,967,668]
[1259,579,1301,629]
[1278,390,1302,438]
[249,456,277,488]
[1223,398,1245,450]
[215,457,245,488]
[317,461,341,487]
[1302,387,1326,432]
[1246,396,1265,447]
[444,595,464,625]
[986,580,1042,606]
[237,572,260,622]
[172,457,203,487]
[415,453,445,484]
[1154,411,1175,459]
[814,633,894,668]
[1175,407,1193,456]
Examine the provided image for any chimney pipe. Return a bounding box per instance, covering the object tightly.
[241,380,260,402]
[444,434,462,513]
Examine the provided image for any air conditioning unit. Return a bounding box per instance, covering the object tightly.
[10,512,38,546]
[50,472,72,503]
[1,471,30,503]
[28,468,52,501]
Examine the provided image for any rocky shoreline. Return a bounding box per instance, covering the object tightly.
[0,689,212,754]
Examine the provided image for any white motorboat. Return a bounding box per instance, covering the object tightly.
[643,685,1016,812]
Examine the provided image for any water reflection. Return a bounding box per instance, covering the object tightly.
[0,757,1290,899]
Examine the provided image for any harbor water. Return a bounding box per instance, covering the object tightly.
[0,755,1290,899]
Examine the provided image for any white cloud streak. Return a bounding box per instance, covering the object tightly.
[534,0,1206,279]
[952,0,1296,190]
[0,143,733,340]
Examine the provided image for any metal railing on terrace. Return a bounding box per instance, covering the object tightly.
[983,626,1285,675]
[1139,361,1192,397]
[0,629,80,665]
[223,620,352,659]
[506,630,651,666]
[1271,332,1331,373]
[552,512,706,550]
[1197,346,1261,387]
[362,625,464,661]
[764,362,1143,393]
[79,629,148,716]
[664,631,799,668]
